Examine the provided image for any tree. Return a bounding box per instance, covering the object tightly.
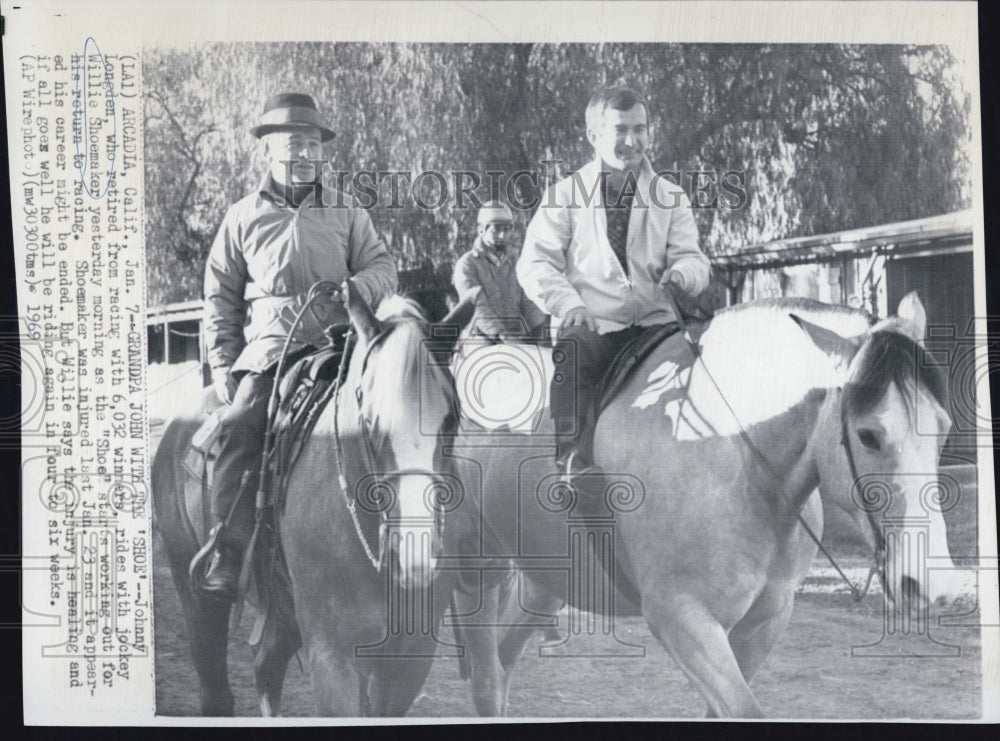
[143,42,972,306]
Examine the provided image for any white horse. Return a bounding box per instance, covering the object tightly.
[447,293,964,717]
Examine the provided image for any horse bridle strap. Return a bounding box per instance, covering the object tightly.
[331,329,387,569]
[839,390,887,590]
[332,327,447,571]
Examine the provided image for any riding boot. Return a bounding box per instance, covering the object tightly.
[201,525,242,602]
[196,372,271,601]
[553,415,592,475]
[201,491,255,602]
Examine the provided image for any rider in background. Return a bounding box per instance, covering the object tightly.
[452,200,549,344]
[201,92,397,600]
[517,85,710,475]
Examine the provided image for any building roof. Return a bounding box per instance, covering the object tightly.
[713,210,974,271]
[146,299,203,325]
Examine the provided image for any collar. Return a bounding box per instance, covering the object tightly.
[258,174,325,208]
[579,156,654,207]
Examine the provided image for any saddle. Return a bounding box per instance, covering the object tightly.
[269,328,352,511]
[185,327,353,641]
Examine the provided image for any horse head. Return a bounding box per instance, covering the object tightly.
[792,292,961,608]
[340,279,465,590]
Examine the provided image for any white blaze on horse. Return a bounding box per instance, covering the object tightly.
[153,286,472,717]
[448,292,962,718]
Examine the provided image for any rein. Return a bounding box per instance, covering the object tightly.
[664,290,882,601]
[330,328,388,569]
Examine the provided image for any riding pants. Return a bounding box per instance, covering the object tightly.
[212,371,273,551]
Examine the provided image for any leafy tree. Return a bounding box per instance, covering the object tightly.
[144,43,971,306]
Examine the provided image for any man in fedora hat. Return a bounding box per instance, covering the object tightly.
[452,200,548,343]
[200,92,397,600]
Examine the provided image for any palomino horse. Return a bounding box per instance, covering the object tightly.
[153,284,470,716]
[448,293,962,717]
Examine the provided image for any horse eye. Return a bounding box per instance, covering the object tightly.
[857,429,881,451]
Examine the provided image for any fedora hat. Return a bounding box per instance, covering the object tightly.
[250,92,336,141]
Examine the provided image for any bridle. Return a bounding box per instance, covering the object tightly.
[838,386,888,596]
[332,322,452,571]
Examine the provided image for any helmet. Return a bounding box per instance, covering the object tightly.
[477,201,514,226]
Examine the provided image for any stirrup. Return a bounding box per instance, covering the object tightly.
[559,449,597,484]
[189,523,226,595]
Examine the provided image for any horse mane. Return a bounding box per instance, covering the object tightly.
[376,294,429,324]
[844,330,949,418]
[363,294,457,453]
[717,296,873,324]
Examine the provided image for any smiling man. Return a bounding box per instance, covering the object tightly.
[200,92,397,600]
[517,85,711,475]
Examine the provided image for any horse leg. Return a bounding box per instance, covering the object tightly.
[452,577,506,716]
[167,555,234,716]
[363,655,437,717]
[496,574,565,707]
[728,590,795,684]
[643,595,765,718]
[251,611,302,717]
[305,642,360,716]
[699,592,795,719]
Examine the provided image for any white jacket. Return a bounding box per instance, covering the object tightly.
[517,157,710,334]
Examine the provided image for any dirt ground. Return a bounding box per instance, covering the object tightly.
[152,526,983,719]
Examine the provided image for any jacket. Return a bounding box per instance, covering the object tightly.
[452,238,548,339]
[204,177,398,374]
[517,157,710,334]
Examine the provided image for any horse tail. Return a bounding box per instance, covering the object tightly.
[152,415,199,555]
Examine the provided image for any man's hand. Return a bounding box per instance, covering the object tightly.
[660,269,689,295]
[213,368,238,405]
[561,306,597,333]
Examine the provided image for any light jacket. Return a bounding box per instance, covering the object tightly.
[204,177,398,374]
[453,237,548,339]
[517,157,710,334]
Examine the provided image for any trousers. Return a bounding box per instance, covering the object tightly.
[212,371,273,550]
[549,324,646,435]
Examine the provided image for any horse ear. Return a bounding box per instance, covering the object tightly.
[343,278,382,343]
[896,291,927,339]
[435,286,482,330]
[789,314,861,371]
[437,288,479,331]
[429,288,479,359]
